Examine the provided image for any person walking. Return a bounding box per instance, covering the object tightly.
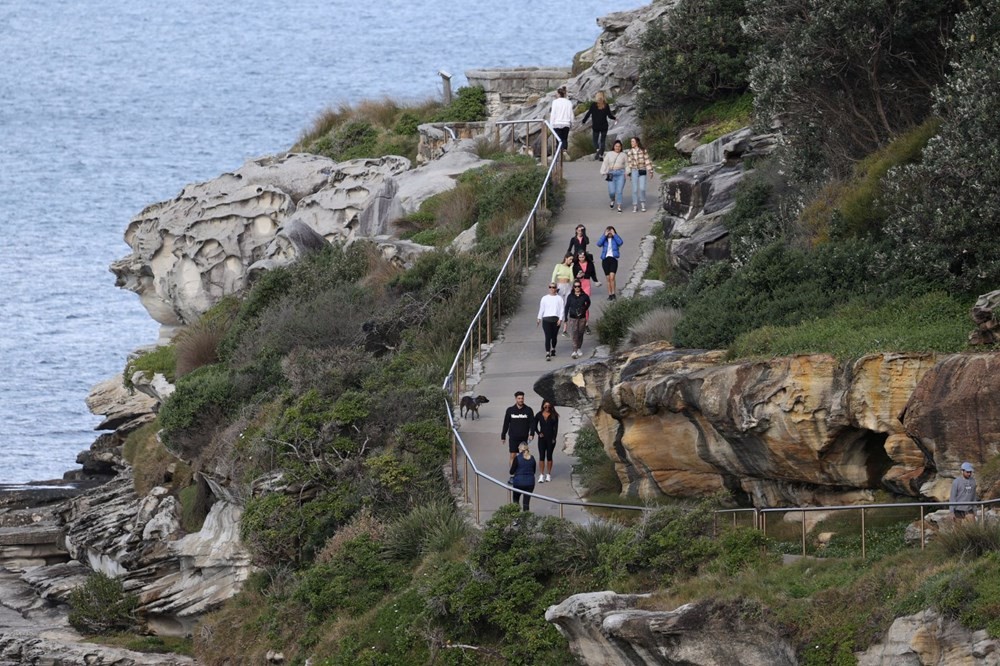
[537,283,564,361]
[573,250,597,330]
[564,281,591,358]
[549,86,574,156]
[509,442,537,511]
[600,139,628,213]
[627,136,654,212]
[581,91,616,160]
[567,224,589,258]
[595,225,623,300]
[552,252,575,305]
[501,391,535,465]
[534,400,559,483]
[950,462,978,521]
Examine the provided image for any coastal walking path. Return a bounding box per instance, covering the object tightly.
[454,157,656,524]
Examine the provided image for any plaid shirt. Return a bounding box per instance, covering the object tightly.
[627,147,653,171]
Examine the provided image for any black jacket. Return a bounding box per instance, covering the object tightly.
[501,404,535,442]
[568,233,589,257]
[572,256,597,282]
[564,291,591,320]
[535,412,559,443]
[582,103,616,132]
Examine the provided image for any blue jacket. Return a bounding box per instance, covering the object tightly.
[596,233,623,260]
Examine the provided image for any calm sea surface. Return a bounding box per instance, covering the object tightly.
[0,0,641,483]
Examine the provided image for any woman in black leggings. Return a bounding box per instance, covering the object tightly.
[534,400,559,483]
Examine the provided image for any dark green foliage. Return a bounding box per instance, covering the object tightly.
[422,505,575,665]
[638,0,751,113]
[920,553,1000,637]
[392,111,420,136]
[746,0,960,176]
[157,364,234,453]
[595,293,658,349]
[431,86,487,122]
[123,345,176,389]
[571,425,621,496]
[68,573,140,635]
[311,119,379,161]
[884,0,1000,295]
[293,535,407,622]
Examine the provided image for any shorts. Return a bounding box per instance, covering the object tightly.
[602,257,618,276]
[537,438,556,461]
[508,439,527,454]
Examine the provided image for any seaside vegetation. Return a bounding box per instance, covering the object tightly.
[86,0,1000,663]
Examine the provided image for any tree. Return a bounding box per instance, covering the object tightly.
[746,0,962,178]
[637,0,750,114]
[884,0,1000,294]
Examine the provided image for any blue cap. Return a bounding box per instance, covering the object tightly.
[961,462,974,472]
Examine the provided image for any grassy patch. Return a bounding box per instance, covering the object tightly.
[123,345,175,389]
[693,93,754,144]
[728,291,970,360]
[88,634,195,656]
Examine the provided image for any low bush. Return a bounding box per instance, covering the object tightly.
[572,425,620,497]
[431,85,487,122]
[728,291,969,360]
[123,345,175,390]
[174,299,237,378]
[158,364,235,455]
[624,306,683,348]
[935,521,1000,559]
[68,572,140,635]
[383,500,472,562]
[596,294,658,349]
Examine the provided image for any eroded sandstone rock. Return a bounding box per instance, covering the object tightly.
[546,591,797,666]
[855,608,1000,665]
[535,348,978,506]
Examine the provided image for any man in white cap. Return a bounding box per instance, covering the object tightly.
[949,462,977,521]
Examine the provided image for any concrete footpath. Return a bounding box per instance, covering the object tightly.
[453,157,657,524]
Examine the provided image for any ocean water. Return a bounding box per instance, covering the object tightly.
[0,0,642,483]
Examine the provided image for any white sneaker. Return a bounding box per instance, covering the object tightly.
[545,474,551,482]
[641,203,647,212]
[538,474,546,483]
[633,205,638,212]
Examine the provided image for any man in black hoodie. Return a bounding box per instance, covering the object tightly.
[501,391,535,464]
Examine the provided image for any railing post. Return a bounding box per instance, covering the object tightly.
[801,510,807,557]
[541,126,548,169]
[861,508,866,559]
[451,431,458,481]
[920,505,925,550]
[464,455,469,503]
[475,474,481,525]
[477,317,482,362]
[487,295,492,341]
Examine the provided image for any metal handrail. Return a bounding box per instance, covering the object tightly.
[437,121,998,545]
[758,497,1000,558]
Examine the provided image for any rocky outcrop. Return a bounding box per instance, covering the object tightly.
[0,570,194,665]
[661,128,779,275]
[546,591,797,666]
[109,146,493,339]
[536,344,1000,506]
[855,609,1000,665]
[969,289,1000,345]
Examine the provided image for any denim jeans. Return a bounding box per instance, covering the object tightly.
[607,169,626,206]
[630,169,647,206]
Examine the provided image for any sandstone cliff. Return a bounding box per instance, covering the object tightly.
[536,344,1000,506]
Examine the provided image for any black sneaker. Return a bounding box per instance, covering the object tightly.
[550,349,556,357]
[609,294,616,301]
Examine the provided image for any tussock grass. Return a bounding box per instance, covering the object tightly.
[625,306,683,348]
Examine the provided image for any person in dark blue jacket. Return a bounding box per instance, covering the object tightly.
[509,442,537,511]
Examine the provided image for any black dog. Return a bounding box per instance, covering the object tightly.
[460,395,490,420]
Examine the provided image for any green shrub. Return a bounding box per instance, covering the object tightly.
[884,0,1000,295]
[728,291,970,359]
[935,521,1000,559]
[638,0,750,112]
[393,111,420,136]
[383,501,471,562]
[595,294,658,349]
[68,572,140,635]
[311,119,379,161]
[432,86,487,122]
[572,425,621,497]
[123,345,176,390]
[158,364,234,453]
[624,306,683,348]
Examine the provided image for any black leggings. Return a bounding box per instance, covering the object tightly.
[542,317,559,352]
[512,483,535,511]
[537,438,555,462]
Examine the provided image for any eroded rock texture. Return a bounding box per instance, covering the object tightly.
[537,345,999,506]
[546,591,797,666]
